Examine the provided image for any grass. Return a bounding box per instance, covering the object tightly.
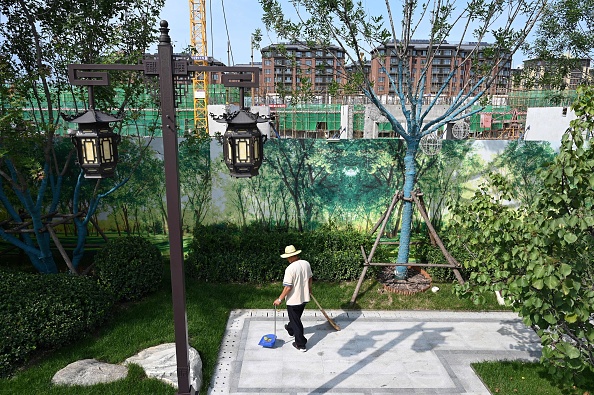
[472,360,594,395]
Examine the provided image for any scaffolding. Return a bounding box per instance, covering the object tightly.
[273,104,367,139]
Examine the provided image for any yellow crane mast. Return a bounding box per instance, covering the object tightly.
[189,0,208,132]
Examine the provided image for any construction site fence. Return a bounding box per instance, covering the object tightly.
[13,86,581,137]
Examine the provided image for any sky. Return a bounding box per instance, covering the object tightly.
[158,0,282,66]
[157,0,532,67]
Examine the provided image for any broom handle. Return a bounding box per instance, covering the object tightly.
[274,305,277,336]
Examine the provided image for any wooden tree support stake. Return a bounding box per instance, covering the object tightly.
[350,189,465,306]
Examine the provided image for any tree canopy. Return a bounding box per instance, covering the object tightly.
[259,0,546,276]
[0,0,164,273]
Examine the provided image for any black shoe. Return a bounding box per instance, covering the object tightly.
[292,342,306,352]
[284,324,294,337]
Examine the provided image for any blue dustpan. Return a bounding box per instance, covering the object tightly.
[258,306,277,348]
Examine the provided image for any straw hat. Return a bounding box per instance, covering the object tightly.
[280,245,302,258]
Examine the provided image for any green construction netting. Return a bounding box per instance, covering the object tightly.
[21,84,239,137]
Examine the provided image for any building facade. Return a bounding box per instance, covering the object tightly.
[515,58,592,90]
[369,40,512,99]
[260,43,347,104]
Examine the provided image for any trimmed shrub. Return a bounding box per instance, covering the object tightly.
[0,270,113,378]
[185,222,382,283]
[93,236,164,302]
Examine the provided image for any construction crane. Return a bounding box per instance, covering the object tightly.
[189,0,208,132]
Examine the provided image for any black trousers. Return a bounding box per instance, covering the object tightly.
[286,302,307,347]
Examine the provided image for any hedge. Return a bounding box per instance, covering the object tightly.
[93,236,164,302]
[185,222,387,283]
[0,270,114,378]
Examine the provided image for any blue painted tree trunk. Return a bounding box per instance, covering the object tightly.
[395,138,419,279]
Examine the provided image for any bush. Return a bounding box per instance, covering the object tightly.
[416,237,470,283]
[93,236,164,302]
[185,222,381,283]
[0,270,113,378]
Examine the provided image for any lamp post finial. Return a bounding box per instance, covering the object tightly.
[159,20,171,45]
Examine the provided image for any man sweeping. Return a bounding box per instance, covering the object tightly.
[273,245,312,352]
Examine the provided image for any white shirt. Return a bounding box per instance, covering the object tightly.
[282,259,312,305]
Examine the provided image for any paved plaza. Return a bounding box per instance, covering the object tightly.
[207,310,541,395]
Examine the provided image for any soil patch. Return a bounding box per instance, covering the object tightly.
[378,265,432,295]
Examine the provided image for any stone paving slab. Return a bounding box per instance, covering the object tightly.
[207,310,541,395]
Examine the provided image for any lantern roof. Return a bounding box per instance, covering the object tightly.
[211,109,270,125]
[62,108,122,125]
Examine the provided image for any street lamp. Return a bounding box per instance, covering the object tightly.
[212,109,268,177]
[62,87,122,179]
[66,20,259,395]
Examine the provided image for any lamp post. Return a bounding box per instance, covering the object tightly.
[67,20,259,395]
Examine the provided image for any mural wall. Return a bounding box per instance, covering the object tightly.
[95,137,556,236]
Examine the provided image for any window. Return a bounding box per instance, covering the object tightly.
[305,59,312,66]
[316,60,323,66]
[337,51,343,58]
[316,50,323,57]
[305,51,311,57]
[275,59,283,65]
[378,77,385,82]
[265,77,271,83]
[265,69,271,74]
[264,60,271,66]
[315,77,323,83]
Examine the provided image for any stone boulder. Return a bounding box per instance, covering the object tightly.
[125,343,202,390]
[51,343,202,391]
[52,359,128,386]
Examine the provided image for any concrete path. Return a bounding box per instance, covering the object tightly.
[207,310,541,395]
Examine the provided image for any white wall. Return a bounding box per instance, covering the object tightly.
[524,107,578,142]
[207,105,272,138]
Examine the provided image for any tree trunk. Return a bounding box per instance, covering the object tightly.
[395,139,418,279]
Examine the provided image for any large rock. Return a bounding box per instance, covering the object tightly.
[125,343,202,390]
[52,359,128,386]
[51,343,202,391]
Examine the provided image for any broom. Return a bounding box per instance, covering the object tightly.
[310,293,340,331]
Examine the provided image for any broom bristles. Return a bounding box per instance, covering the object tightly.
[311,293,341,331]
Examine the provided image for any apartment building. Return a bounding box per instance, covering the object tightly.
[370,40,512,98]
[260,43,346,103]
[516,58,592,90]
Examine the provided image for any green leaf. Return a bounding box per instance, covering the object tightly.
[564,314,578,323]
[563,232,578,243]
[543,275,560,289]
[533,279,544,290]
[559,263,572,277]
[544,313,556,324]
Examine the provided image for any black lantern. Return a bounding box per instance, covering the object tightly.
[63,108,122,179]
[212,109,268,178]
